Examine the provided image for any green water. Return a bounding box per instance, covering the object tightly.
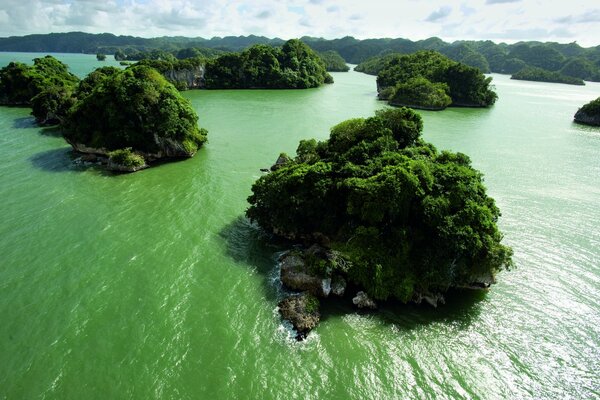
[1,54,599,399]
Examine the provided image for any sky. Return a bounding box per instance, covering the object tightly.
[0,0,599,46]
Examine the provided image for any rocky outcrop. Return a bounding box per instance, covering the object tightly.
[278,292,320,340]
[279,251,332,297]
[270,153,292,171]
[352,291,377,309]
[66,134,196,170]
[162,66,205,90]
[574,109,600,126]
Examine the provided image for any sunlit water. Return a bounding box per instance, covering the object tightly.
[1,54,599,399]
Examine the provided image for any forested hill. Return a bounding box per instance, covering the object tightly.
[2,32,600,81]
[0,32,284,53]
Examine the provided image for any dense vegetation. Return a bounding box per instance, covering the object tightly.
[574,97,600,126]
[376,51,497,109]
[511,67,584,85]
[318,50,349,72]
[0,55,207,168]
[247,108,512,301]
[96,53,106,61]
[204,39,332,89]
[63,65,207,158]
[3,32,600,85]
[0,55,79,106]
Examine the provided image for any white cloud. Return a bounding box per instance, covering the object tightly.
[0,0,598,46]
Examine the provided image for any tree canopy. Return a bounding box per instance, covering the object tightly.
[318,50,349,72]
[247,108,512,301]
[511,67,584,85]
[204,39,333,89]
[376,51,497,109]
[0,55,79,105]
[63,65,206,158]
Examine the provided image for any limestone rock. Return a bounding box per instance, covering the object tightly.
[352,291,377,309]
[278,292,320,340]
[574,109,600,126]
[279,251,332,297]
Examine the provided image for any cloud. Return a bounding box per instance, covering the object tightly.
[425,6,452,22]
[0,0,598,47]
[255,10,272,19]
[556,9,600,24]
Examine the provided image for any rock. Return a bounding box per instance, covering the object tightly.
[413,292,445,308]
[270,153,291,171]
[260,168,270,173]
[279,251,332,297]
[106,160,148,173]
[278,292,320,340]
[331,275,346,296]
[162,65,205,90]
[574,109,600,126]
[352,291,377,309]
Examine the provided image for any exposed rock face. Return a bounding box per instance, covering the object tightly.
[574,109,600,126]
[331,275,346,296]
[162,66,205,90]
[67,135,196,167]
[413,292,445,308]
[278,292,320,340]
[270,154,292,171]
[279,251,332,297]
[352,291,377,309]
[106,159,148,173]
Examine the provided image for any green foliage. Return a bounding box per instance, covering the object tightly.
[560,58,599,81]
[30,85,76,125]
[247,108,512,302]
[377,51,497,109]
[108,148,146,168]
[0,55,79,105]
[304,294,320,314]
[63,65,207,155]
[388,77,451,110]
[579,97,600,116]
[318,50,349,72]
[96,53,107,61]
[204,39,332,89]
[511,67,584,86]
[508,44,566,71]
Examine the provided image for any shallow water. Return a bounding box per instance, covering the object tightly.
[1,54,599,399]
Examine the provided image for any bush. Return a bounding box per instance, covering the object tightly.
[108,148,146,168]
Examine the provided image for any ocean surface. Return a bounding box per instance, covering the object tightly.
[1,53,599,399]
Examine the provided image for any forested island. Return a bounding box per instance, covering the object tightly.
[247,108,513,338]
[574,97,600,126]
[375,51,497,110]
[318,50,349,72]
[0,56,207,172]
[203,39,332,89]
[511,66,584,86]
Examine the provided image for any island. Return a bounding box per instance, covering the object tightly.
[0,56,207,172]
[511,66,584,86]
[62,65,207,171]
[247,107,513,338]
[0,55,79,106]
[204,39,333,89]
[376,51,497,110]
[574,97,600,126]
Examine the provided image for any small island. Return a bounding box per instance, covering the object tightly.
[247,108,513,338]
[511,66,584,86]
[574,97,600,126]
[0,56,208,172]
[376,51,497,110]
[204,39,333,89]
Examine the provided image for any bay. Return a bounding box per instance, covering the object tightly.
[0,53,599,399]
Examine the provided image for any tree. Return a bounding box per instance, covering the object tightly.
[96,53,107,61]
